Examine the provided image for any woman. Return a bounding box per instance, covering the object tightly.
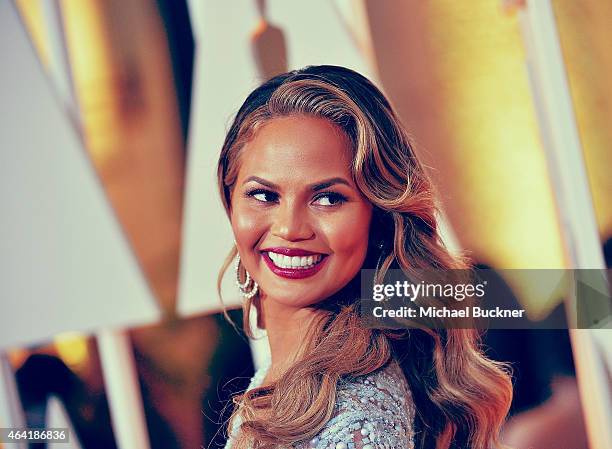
[217,65,512,449]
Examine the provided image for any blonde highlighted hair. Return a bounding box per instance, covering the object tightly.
[217,66,512,449]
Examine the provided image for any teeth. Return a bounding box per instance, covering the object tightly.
[267,252,323,269]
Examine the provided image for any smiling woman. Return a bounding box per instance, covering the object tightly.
[216,66,512,449]
[232,115,372,307]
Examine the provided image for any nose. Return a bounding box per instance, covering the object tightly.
[270,200,315,242]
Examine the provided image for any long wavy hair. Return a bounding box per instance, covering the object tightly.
[217,65,512,449]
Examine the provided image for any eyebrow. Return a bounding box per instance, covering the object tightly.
[243,176,351,191]
[310,177,351,191]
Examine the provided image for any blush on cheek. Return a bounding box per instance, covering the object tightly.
[230,199,265,233]
[232,210,257,236]
[230,204,269,264]
[326,223,370,252]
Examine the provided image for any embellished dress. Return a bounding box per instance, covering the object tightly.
[224,358,415,449]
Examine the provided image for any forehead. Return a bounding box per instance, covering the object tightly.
[237,115,353,181]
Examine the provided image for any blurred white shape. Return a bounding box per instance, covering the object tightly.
[46,395,82,449]
[179,0,374,317]
[40,0,79,118]
[97,329,151,449]
[331,0,377,70]
[186,0,204,40]
[519,1,612,448]
[0,1,160,350]
[437,212,463,259]
[592,330,612,378]
[0,353,25,441]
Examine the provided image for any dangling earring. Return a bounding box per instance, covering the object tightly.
[235,254,259,299]
[375,239,387,269]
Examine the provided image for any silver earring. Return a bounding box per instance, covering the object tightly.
[235,254,258,299]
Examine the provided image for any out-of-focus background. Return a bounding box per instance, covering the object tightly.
[0,1,610,448]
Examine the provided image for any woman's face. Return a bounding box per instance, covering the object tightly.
[230,115,373,309]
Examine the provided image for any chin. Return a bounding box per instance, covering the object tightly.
[262,287,324,308]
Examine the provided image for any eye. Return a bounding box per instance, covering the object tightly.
[312,192,347,207]
[247,189,278,203]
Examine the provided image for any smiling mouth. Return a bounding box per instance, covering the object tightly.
[260,249,328,279]
[267,252,323,269]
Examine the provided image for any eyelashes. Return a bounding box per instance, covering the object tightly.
[246,189,279,203]
[244,188,348,207]
[312,191,348,206]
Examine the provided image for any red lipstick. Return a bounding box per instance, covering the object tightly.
[260,247,324,257]
[260,248,328,279]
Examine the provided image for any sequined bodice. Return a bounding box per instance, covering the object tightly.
[225,359,415,449]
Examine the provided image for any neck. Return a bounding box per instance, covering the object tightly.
[256,294,321,383]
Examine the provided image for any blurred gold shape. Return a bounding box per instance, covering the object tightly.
[15,0,50,67]
[363,0,566,316]
[553,0,612,240]
[53,332,89,372]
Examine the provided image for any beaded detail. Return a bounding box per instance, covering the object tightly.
[225,359,415,449]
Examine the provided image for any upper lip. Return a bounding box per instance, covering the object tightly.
[260,247,327,257]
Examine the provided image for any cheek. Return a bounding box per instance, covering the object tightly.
[322,205,372,259]
[230,202,267,249]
